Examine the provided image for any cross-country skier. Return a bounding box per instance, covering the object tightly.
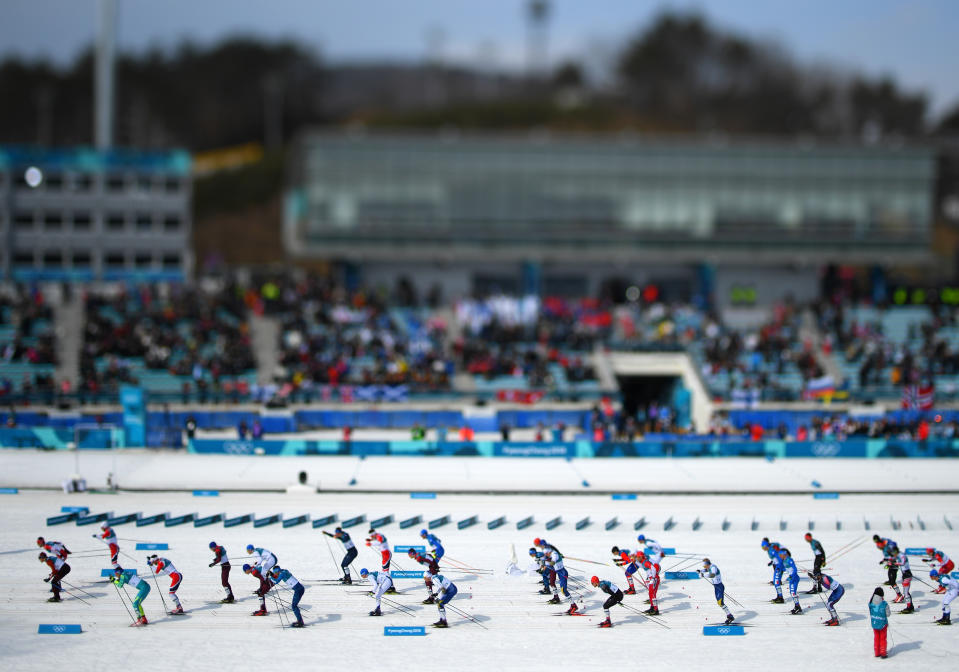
[366,529,392,572]
[545,545,572,607]
[243,563,271,616]
[873,535,898,586]
[322,527,358,584]
[360,567,393,616]
[637,535,664,564]
[611,546,642,595]
[93,521,120,570]
[113,566,150,626]
[419,529,445,560]
[39,551,70,602]
[147,554,184,614]
[769,545,785,603]
[36,537,70,560]
[245,545,278,575]
[591,576,624,628]
[408,548,440,603]
[208,541,234,603]
[779,548,802,614]
[268,566,306,627]
[803,533,826,593]
[761,538,781,585]
[809,571,844,625]
[641,554,661,615]
[698,558,734,624]
[427,571,458,628]
[888,546,914,611]
[924,548,954,594]
[929,569,958,625]
[530,548,554,595]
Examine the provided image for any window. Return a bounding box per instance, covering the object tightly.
[43,173,63,189]
[135,213,153,231]
[106,214,125,231]
[163,216,181,232]
[164,177,181,193]
[162,253,181,269]
[14,212,34,230]
[42,251,63,267]
[43,212,63,230]
[72,174,93,191]
[136,176,154,193]
[134,253,153,268]
[72,213,92,231]
[107,174,126,192]
[72,252,92,267]
[13,251,34,266]
[105,252,125,268]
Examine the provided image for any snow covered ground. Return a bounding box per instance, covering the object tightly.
[3,486,959,671]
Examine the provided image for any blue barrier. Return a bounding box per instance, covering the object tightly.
[101,568,136,577]
[811,480,822,488]
[605,517,618,531]
[371,515,394,528]
[283,515,310,528]
[662,548,676,555]
[224,514,252,528]
[394,545,425,554]
[384,626,426,636]
[254,514,281,528]
[47,513,79,525]
[693,517,702,531]
[165,513,195,527]
[665,571,700,580]
[61,506,89,513]
[410,493,436,499]
[458,516,478,530]
[576,517,590,530]
[546,516,562,530]
[193,490,219,497]
[38,624,82,634]
[312,515,337,528]
[391,570,425,579]
[634,517,647,531]
[341,515,366,529]
[136,513,167,527]
[814,493,840,499]
[905,548,928,556]
[194,514,224,528]
[76,512,110,526]
[135,543,168,551]
[0,488,18,494]
[703,625,745,636]
[517,516,534,530]
[487,516,506,530]
[429,515,450,529]
[399,516,422,530]
[664,517,676,531]
[612,494,637,500]
[107,513,139,526]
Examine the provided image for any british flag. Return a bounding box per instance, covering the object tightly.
[901,383,934,410]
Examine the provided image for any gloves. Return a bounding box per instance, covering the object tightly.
[209,562,215,567]
[91,534,97,539]
[767,561,772,566]
[322,531,333,537]
[43,577,51,583]
[367,591,374,597]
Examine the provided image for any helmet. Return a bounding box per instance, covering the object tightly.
[702,557,711,566]
[359,568,369,577]
[590,576,600,587]
[930,569,940,579]
[423,571,431,580]
[38,552,47,561]
[804,533,812,540]
[407,548,417,556]
[242,564,252,573]
[528,548,537,556]
[533,538,542,547]
[334,527,343,534]
[889,545,899,554]
[209,541,217,549]
[761,539,769,548]
[100,521,109,530]
[927,547,935,555]
[368,528,376,535]
[114,566,124,573]
[36,537,45,546]
[611,546,620,555]
[637,534,646,543]
[420,529,428,537]
[872,535,881,543]
[246,544,255,553]
[635,551,646,562]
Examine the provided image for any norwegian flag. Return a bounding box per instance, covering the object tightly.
[902,384,935,410]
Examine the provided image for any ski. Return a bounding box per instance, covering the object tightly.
[167,611,187,616]
[552,611,588,616]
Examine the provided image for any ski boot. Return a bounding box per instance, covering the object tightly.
[892,593,904,603]
[220,595,235,604]
[290,621,305,628]
[169,605,184,615]
[47,596,61,603]
[598,618,613,628]
[935,614,951,625]
[369,607,382,617]
[644,606,660,616]
[623,586,637,595]
[547,595,561,605]
[538,587,551,595]
[724,614,735,625]
[566,603,579,615]
[385,586,398,594]
[934,585,946,594]
[790,604,803,615]
[770,595,784,604]
[422,594,436,605]
[252,607,268,616]
[432,619,448,628]
[824,617,839,626]
[899,604,915,614]
[340,575,353,585]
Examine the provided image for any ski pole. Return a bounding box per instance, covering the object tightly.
[113,581,137,624]
[561,555,612,567]
[147,565,169,613]
[446,603,488,629]
[322,535,342,578]
[59,587,92,606]
[379,596,416,617]
[617,602,670,629]
[270,588,287,627]
[61,580,97,599]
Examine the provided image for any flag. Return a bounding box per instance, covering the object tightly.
[803,375,836,401]
[903,384,934,410]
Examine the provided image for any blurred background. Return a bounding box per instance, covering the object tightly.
[2,1,959,454]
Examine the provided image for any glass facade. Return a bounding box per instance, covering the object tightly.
[287,133,935,261]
